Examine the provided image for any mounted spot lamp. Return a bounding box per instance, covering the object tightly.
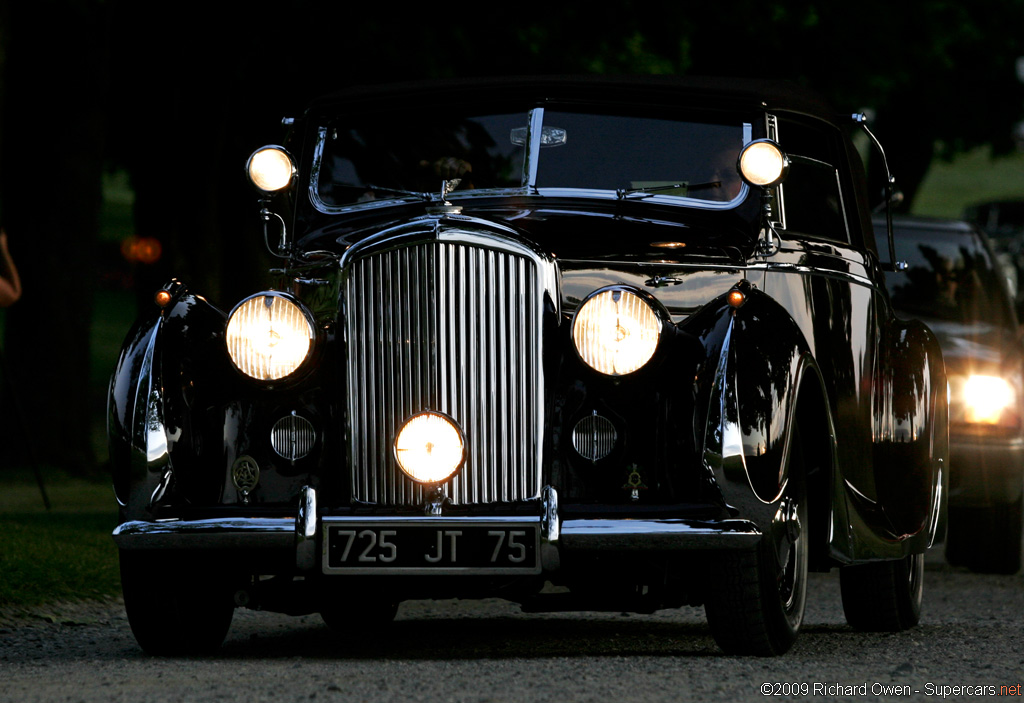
[737,139,789,256]
[246,145,297,257]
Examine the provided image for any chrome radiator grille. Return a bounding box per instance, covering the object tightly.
[344,235,545,506]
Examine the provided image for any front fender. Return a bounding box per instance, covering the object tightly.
[108,286,229,520]
[108,311,167,516]
[688,284,823,530]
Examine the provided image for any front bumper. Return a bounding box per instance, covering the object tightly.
[949,435,1024,507]
[112,486,763,572]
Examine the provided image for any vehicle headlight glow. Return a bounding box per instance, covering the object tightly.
[957,374,1016,425]
[738,139,789,188]
[226,293,313,381]
[394,412,466,484]
[572,287,662,376]
[247,146,295,192]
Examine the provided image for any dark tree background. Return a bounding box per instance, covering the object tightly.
[1,0,1022,473]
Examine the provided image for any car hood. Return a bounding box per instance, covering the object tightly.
[311,197,761,266]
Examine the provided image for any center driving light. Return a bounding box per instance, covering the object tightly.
[394,411,467,484]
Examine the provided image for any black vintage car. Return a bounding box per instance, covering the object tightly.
[109,77,947,656]
[884,216,1023,574]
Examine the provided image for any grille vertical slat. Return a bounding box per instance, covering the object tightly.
[346,237,543,506]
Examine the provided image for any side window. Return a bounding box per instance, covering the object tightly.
[775,118,851,244]
[781,158,848,240]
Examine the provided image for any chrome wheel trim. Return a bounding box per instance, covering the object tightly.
[774,490,808,626]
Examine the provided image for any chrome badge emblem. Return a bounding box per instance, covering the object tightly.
[232,455,260,504]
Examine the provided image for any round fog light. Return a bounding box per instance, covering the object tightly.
[394,411,466,484]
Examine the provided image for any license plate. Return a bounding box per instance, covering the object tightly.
[322,519,541,574]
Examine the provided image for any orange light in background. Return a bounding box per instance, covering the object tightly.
[121,236,163,265]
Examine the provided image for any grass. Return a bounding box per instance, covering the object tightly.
[912,147,1024,219]
[0,171,135,611]
[0,474,121,609]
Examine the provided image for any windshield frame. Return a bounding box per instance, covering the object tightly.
[307,107,754,215]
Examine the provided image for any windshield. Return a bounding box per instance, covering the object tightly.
[886,225,1012,327]
[312,107,749,210]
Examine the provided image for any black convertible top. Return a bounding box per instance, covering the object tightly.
[305,75,839,124]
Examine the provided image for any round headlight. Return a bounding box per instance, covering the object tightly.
[226,293,313,381]
[738,139,789,188]
[394,411,466,484]
[572,287,662,376]
[247,146,295,192]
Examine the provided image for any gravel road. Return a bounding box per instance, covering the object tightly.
[2,558,1022,703]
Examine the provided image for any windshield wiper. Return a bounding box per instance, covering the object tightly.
[616,181,721,200]
[334,182,432,201]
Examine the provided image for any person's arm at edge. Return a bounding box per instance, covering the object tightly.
[0,230,23,307]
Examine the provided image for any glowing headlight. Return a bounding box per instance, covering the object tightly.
[950,374,1017,425]
[394,412,466,484]
[738,139,789,188]
[226,293,313,381]
[247,146,295,192]
[572,287,662,376]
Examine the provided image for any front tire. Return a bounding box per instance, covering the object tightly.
[120,550,235,656]
[839,552,923,631]
[704,445,808,656]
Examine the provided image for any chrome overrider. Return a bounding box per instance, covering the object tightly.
[112,486,764,571]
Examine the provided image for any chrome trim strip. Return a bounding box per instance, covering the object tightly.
[320,516,543,575]
[559,518,762,551]
[542,486,560,543]
[296,486,318,571]
[525,107,544,189]
[134,323,167,469]
[112,518,295,550]
[541,486,560,571]
[560,258,876,292]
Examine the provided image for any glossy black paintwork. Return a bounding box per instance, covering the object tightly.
[109,81,947,582]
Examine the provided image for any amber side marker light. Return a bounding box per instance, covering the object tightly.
[155,290,173,308]
[727,290,746,308]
